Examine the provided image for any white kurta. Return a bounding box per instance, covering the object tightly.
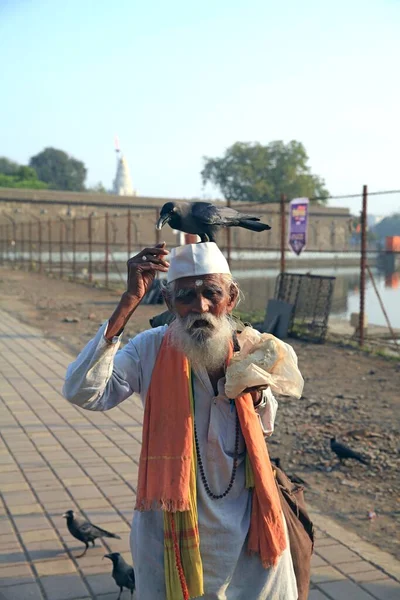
[63,323,298,600]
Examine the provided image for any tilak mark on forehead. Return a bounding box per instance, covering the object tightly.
[195,280,204,287]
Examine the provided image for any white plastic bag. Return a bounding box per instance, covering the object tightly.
[225,327,304,399]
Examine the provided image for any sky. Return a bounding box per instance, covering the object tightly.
[1,0,399,215]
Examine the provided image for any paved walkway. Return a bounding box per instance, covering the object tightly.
[0,309,399,600]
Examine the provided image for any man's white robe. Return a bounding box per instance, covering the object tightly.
[63,323,298,600]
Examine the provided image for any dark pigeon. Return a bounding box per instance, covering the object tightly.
[156,201,271,243]
[104,552,135,600]
[63,510,121,558]
[330,437,369,465]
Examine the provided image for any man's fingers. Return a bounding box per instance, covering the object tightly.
[141,246,169,256]
[137,263,168,272]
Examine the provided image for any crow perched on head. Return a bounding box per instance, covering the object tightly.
[156,201,271,243]
[63,510,121,558]
[104,553,135,600]
[330,437,369,465]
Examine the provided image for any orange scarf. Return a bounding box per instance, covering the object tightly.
[135,329,286,594]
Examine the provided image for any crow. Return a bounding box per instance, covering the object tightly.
[156,201,271,243]
[270,457,308,486]
[62,510,121,558]
[104,553,135,600]
[330,437,369,465]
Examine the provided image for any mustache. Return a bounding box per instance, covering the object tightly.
[180,312,220,331]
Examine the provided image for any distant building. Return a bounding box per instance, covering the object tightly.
[113,154,136,196]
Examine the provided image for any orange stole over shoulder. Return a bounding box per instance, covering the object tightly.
[135,328,286,569]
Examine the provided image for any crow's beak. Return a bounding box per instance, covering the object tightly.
[62,513,68,518]
[103,554,111,560]
[156,214,170,230]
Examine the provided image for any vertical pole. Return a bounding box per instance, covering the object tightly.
[359,185,368,347]
[105,213,109,288]
[0,225,3,265]
[127,209,131,261]
[155,208,161,245]
[6,225,10,262]
[20,222,25,269]
[88,214,93,282]
[280,193,286,274]
[29,221,33,270]
[59,219,64,279]
[72,217,77,280]
[48,218,52,273]
[38,220,42,272]
[226,197,232,267]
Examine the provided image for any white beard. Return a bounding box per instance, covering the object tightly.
[168,312,234,373]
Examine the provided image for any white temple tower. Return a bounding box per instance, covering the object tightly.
[113,137,136,196]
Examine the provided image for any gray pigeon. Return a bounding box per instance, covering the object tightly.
[63,510,121,557]
[104,552,135,599]
[156,201,271,242]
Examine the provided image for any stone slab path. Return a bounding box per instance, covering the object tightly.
[0,309,399,600]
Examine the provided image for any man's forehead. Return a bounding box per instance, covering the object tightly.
[175,274,224,289]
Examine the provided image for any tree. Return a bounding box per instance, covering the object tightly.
[29,147,87,191]
[86,182,108,193]
[0,164,48,190]
[0,157,20,176]
[201,141,329,204]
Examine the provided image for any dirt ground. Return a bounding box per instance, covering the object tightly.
[1,266,399,560]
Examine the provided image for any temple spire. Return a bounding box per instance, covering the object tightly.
[113,136,136,196]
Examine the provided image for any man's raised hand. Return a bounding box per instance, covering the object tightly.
[126,243,170,302]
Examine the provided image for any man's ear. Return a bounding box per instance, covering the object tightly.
[163,290,173,313]
[226,283,239,312]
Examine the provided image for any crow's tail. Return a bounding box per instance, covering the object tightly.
[96,526,121,539]
[238,220,271,232]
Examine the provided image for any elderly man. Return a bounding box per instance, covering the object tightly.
[63,242,298,600]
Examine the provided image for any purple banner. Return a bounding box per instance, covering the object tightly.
[288,198,309,256]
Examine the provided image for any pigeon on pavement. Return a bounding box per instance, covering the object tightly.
[104,552,135,599]
[156,201,271,243]
[63,510,121,558]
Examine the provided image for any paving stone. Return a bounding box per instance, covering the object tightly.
[33,558,77,576]
[40,573,89,600]
[308,591,330,600]
[0,563,34,586]
[21,529,58,543]
[337,560,381,575]
[316,544,360,564]
[25,540,65,562]
[85,572,121,595]
[8,504,43,516]
[311,565,346,584]
[318,580,377,599]
[12,515,50,533]
[0,582,44,599]
[361,579,400,600]
[0,547,26,565]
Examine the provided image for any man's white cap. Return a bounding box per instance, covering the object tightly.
[167,242,231,283]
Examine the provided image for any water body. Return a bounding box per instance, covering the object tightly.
[3,251,398,329]
[232,266,399,329]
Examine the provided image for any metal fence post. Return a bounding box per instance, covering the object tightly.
[59,219,64,279]
[0,225,4,264]
[48,218,53,273]
[155,208,160,245]
[29,221,33,270]
[20,222,25,269]
[127,209,131,261]
[359,185,367,347]
[72,217,76,280]
[280,193,286,274]
[88,214,93,282]
[226,198,232,267]
[38,220,42,273]
[105,213,109,288]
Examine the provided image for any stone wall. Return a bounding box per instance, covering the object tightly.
[0,188,352,252]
